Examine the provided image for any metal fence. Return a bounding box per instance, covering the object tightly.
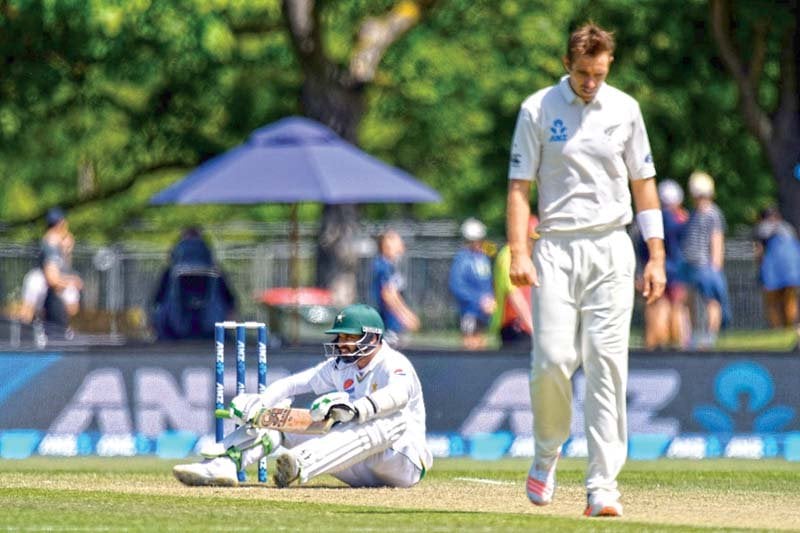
[0,221,767,341]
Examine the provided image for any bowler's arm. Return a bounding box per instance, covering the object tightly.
[631,177,666,304]
[507,179,538,287]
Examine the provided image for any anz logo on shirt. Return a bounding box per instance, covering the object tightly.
[548,119,568,142]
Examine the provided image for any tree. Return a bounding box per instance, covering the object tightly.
[0,0,298,240]
[0,0,788,245]
[710,0,800,232]
[281,0,436,305]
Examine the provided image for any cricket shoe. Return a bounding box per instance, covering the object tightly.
[273,451,300,488]
[526,455,559,506]
[173,457,239,487]
[584,493,623,517]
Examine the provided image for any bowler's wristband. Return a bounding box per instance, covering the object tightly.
[636,209,664,241]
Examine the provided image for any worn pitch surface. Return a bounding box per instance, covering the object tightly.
[1,457,798,531]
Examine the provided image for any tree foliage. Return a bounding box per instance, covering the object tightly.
[0,0,791,244]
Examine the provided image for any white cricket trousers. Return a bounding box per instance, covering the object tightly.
[283,432,424,488]
[531,228,634,499]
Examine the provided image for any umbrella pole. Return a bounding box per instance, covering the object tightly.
[290,203,300,345]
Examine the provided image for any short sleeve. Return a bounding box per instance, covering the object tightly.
[40,241,64,269]
[509,107,540,181]
[624,102,656,180]
[374,261,389,288]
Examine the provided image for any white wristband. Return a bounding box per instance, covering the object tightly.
[636,209,664,241]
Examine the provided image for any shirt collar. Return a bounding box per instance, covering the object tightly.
[558,75,606,107]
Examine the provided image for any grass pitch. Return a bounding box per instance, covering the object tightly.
[1,457,798,531]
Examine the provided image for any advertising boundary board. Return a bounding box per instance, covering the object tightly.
[0,344,798,460]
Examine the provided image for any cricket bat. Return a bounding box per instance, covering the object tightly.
[215,407,335,435]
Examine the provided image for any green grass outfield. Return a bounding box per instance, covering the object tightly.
[1,457,799,531]
[406,327,800,351]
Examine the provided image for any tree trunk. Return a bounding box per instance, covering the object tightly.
[302,74,366,306]
[709,0,800,233]
[315,204,360,306]
[281,0,436,306]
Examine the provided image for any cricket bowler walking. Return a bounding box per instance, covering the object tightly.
[173,303,431,488]
[506,22,666,516]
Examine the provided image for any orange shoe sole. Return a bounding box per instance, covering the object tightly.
[584,506,621,517]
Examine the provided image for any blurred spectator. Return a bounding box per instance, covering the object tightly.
[491,215,538,349]
[636,180,691,349]
[19,265,47,325]
[152,227,235,340]
[753,206,800,328]
[680,171,731,348]
[19,208,83,332]
[370,229,419,346]
[449,218,496,350]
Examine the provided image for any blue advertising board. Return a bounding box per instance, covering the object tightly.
[0,345,798,460]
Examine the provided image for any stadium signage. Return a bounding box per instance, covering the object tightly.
[0,349,798,459]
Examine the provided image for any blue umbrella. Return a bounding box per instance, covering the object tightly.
[150,116,440,342]
[150,116,441,205]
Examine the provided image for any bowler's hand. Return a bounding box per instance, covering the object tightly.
[641,257,666,305]
[510,253,539,288]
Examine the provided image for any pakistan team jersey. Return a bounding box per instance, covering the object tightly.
[305,343,432,470]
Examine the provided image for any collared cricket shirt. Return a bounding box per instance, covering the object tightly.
[509,76,656,235]
[307,343,432,470]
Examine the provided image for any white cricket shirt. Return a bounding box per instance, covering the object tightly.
[271,342,432,470]
[509,76,656,234]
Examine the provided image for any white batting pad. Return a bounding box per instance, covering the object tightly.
[292,414,407,483]
[200,425,282,467]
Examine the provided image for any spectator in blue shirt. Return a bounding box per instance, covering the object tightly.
[370,229,419,346]
[449,218,496,350]
[753,206,800,328]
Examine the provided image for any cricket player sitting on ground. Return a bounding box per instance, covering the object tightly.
[173,303,432,488]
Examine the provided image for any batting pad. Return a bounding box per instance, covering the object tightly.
[200,425,282,468]
[293,415,407,483]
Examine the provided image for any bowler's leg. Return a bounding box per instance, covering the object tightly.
[531,238,581,458]
[528,238,581,504]
[580,231,634,511]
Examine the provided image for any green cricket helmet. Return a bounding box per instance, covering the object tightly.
[323,304,384,364]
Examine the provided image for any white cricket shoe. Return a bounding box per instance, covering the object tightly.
[526,455,558,506]
[173,457,239,487]
[584,493,623,517]
[273,451,300,488]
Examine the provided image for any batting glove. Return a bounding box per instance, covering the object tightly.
[310,392,355,422]
[229,393,266,424]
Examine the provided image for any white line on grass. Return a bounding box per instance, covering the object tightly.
[453,477,515,486]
